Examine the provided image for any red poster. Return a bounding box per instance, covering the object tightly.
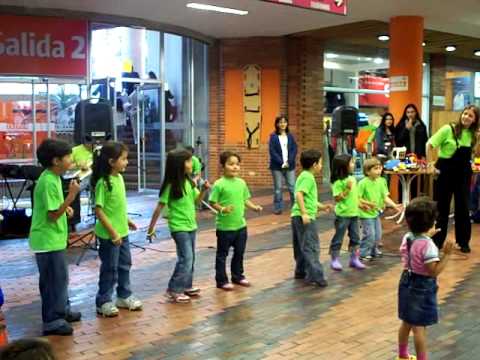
[262,0,347,15]
[359,75,390,107]
[0,15,88,77]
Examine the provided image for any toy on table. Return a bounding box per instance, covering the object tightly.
[472,157,480,171]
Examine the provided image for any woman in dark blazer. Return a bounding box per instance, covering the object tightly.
[375,112,396,157]
[269,115,297,214]
[394,103,428,158]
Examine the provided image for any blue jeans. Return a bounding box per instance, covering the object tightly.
[329,216,360,257]
[35,250,71,331]
[359,217,382,258]
[168,231,196,293]
[291,216,326,283]
[215,227,247,286]
[272,169,295,212]
[96,236,132,307]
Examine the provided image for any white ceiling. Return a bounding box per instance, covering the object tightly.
[2,0,480,40]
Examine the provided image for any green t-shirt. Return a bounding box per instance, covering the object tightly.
[357,176,389,218]
[209,176,251,231]
[72,145,93,168]
[332,175,359,217]
[159,180,200,232]
[428,124,473,159]
[291,170,318,219]
[95,174,129,239]
[192,155,202,176]
[29,169,68,252]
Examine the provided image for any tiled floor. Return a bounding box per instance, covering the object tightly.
[1,187,479,359]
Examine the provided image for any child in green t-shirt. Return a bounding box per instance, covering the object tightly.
[358,157,402,260]
[291,149,333,287]
[209,151,263,290]
[91,142,142,317]
[29,139,81,336]
[329,154,367,271]
[147,149,210,303]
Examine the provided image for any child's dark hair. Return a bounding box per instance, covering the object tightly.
[300,149,321,169]
[159,149,195,200]
[331,154,352,183]
[36,139,72,168]
[0,338,56,360]
[184,145,195,154]
[220,151,241,167]
[363,157,382,176]
[274,115,289,134]
[91,141,128,191]
[405,197,438,234]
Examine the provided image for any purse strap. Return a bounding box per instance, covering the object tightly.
[450,124,459,149]
[406,236,413,272]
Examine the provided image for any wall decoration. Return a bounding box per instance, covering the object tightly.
[243,64,262,149]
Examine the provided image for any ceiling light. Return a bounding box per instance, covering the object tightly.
[474,50,480,57]
[445,45,456,52]
[186,3,248,15]
[377,34,390,42]
[422,42,426,47]
[373,58,384,64]
[365,57,372,61]
[422,62,426,66]
[325,53,339,59]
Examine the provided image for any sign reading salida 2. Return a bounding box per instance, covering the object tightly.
[263,0,347,15]
[0,15,88,77]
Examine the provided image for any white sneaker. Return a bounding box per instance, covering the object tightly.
[97,302,119,317]
[116,296,143,311]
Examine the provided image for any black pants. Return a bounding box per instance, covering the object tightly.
[433,172,471,249]
[215,227,247,286]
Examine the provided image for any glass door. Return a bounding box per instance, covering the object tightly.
[135,84,163,191]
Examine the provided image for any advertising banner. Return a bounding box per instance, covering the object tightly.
[0,15,88,77]
[262,0,347,15]
[359,75,389,107]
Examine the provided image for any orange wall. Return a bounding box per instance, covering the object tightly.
[224,68,281,144]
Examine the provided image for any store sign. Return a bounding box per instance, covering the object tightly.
[390,75,409,92]
[359,75,389,107]
[0,15,88,77]
[475,72,480,98]
[262,0,347,15]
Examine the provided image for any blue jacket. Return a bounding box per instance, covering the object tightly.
[269,132,297,171]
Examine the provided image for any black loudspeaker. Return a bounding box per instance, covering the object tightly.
[74,99,113,145]
[331,106,358,137]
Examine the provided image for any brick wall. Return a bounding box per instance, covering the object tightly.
[208,37,325,187]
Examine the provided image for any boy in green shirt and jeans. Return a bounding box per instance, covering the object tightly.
[291,149,333,287]
[29,139,81,336]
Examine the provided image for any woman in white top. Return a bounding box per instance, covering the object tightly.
[268,116,298,214]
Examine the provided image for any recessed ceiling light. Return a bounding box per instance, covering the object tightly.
[373,57,384,64]
[445,45,456,52]
[325,53,339,59]
[422,42,426,47]
[474,50,480,57]
[186,3,248,15]
[377,35,390,42]
[422,62,426,66]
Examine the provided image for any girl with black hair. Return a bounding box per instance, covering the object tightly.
[395,103,428,158]
[328,154,366,271]
[147,149,210,303]
[92,141,143,317]
[269,115,298,214]
[375,112,396,157]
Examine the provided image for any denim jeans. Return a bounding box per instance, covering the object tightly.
[359,217,382,257]
[168,231,196,293]
[329,216,360,257]
[35,250,71,331]
[96,236,132,307]
[291,216,326,283]
[272,169,295,212]
[215,227,247,286]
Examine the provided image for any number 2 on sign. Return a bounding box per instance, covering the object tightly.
[71,35,86,59]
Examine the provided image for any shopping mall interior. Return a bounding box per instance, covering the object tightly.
[0,1,480,359]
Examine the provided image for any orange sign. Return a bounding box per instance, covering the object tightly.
[0,15,88,77]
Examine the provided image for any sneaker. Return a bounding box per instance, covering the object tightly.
[349,256,366,270]
[165,291,191,303]
[96,302,119,317]
[330,257,343,271]
[460,246,471,253]
[374,247,383,257]
[273,209,282,215]
[294,273,306,279]
[65,311,82,323]
[217,283,234,291]
[116,296,143,311]
[233,278,251,287]
[396,356,417,360]
[315,279,328,287]
[360,255,373,262]
[43,323,73,336]
[184,287,201,297]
